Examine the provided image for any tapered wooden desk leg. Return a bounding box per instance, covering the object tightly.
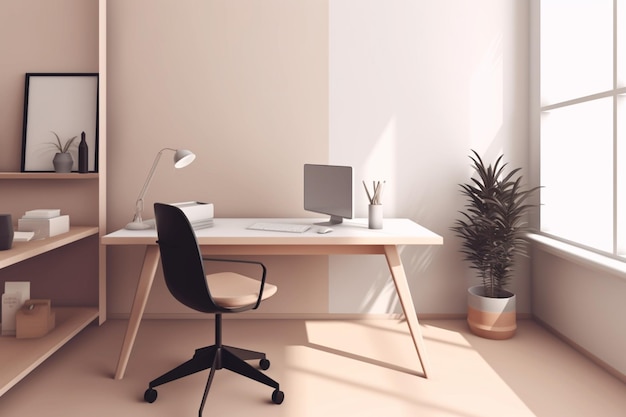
[114,246,161,380]
[384,245,430,378]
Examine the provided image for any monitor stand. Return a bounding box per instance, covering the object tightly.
[315,215,344,226]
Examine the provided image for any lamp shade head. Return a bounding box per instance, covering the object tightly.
[173,149,196,168]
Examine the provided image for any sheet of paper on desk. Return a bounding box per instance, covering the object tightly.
[13,231,35,242]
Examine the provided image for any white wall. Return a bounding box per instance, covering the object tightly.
[328,0,531,314]
[531,246,626,377]
[105,0,532,317]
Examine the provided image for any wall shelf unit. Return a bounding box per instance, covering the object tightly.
[0,195,106,395]
[0,173,99,180]
[0,307,98,397]
[0,227,101,395]
[0,0,107,399]
[0,227,98,269]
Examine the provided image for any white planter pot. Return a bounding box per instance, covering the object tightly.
[467,285,516,340]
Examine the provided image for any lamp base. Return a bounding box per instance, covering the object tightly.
[125,221,154,230]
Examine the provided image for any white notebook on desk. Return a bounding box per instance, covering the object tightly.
[13,231,35,242]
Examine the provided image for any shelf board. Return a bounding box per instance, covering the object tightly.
[0,172,98,180]
[0,227,99,269]
[0,306,98,397]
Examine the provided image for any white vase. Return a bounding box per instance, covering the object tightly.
[53,152,73,173]
[368,204,383,229]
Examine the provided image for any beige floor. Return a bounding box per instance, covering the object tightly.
[0,318,623,417]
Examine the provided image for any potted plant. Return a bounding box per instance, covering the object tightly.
[451,150,538,339]
[48,131,77,173]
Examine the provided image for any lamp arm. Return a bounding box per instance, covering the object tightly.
[131,148,175,222]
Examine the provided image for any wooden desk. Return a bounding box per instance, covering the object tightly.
[102,218,443,379]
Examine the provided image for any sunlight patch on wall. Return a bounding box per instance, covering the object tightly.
[469,35,504,158]
[349,116,401,314]
[359,275,400,314]
[362,116,397,214]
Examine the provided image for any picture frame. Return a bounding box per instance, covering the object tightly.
[21,73,99,172]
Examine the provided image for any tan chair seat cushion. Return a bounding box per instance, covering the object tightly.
[207,272,277,309]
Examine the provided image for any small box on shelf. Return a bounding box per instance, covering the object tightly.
[16,299,55,339]
[18,215,69,240]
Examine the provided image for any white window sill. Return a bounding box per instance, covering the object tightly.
[526,233,626,279]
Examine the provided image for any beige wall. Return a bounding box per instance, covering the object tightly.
[106,0,329,316]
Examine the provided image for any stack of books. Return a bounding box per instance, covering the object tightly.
[173,201,214,229]
[17,209,70,240]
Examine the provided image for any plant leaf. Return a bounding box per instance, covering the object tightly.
[450,149,539,296]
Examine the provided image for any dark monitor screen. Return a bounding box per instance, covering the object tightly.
[304,164,353,224]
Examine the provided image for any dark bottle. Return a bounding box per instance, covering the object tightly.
[78,131,88,173]
[0,214,13,250]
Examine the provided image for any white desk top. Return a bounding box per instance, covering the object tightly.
[102,218,443,246]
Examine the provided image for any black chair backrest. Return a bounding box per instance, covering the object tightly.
[154,203,219,313]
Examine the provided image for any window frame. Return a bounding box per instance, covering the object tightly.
[534,0,626,260]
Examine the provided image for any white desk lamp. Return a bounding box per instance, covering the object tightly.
[125,148,196,230]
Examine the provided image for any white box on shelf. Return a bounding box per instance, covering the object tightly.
[18,215,70,239]
[172,201,214,229]
[23,209,61,219]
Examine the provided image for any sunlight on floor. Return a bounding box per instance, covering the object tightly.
[280,319,536,417]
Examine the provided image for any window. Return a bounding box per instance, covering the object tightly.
[540,0,626,257]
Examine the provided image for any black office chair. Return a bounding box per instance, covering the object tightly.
[144,203,284,416]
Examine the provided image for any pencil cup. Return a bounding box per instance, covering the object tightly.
[0,214,14,251]
[368,205,383,229]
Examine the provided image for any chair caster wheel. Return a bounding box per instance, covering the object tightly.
[260,358,270,370]
[144,388,157,403]
[272,389,284,404]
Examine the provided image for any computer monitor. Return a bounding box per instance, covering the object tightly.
[304,164,353,224]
